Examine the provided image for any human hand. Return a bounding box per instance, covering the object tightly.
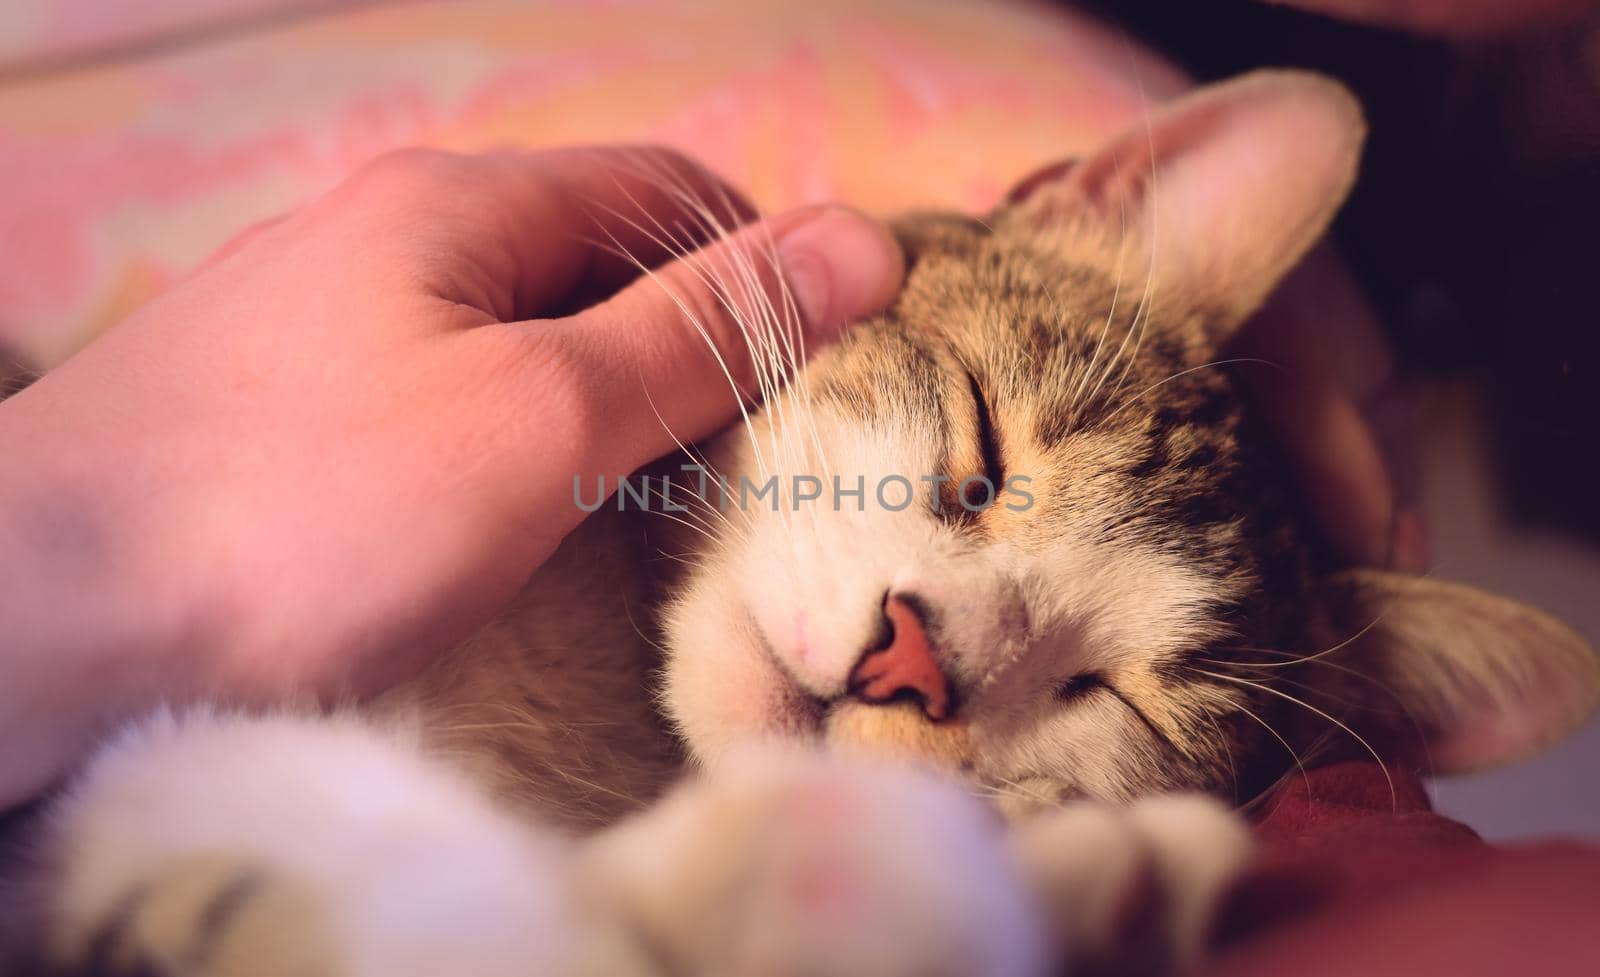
[0,146,903,805]
[1230,244,1428,574]
[1264,0,1596,36]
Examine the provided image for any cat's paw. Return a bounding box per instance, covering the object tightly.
[44,709,579,977]
[44,853,338,977]
[577,747,1051,977]
[1010,793,1253,976]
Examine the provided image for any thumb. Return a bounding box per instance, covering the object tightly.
[554,205,903,474]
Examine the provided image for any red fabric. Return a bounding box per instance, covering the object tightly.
[1199,763,1600,977]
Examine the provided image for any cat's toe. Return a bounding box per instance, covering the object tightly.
[43,710,586,977]
[581,747,1051,977]
[1125,794,1254,959]
[1012,793,1253,976]
[47,856,337,977]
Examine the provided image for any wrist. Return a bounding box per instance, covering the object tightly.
[0,401,214,805]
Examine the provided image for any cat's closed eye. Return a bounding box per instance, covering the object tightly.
[1053,673,1106,703]
[963,370,1004,511]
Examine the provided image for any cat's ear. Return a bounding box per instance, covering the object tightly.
[997,69,1365,340]
[1323,569,1600,773]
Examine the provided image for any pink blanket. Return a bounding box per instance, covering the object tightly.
[0,0,1183,369]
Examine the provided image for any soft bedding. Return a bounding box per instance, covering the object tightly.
[0,0,1182,367]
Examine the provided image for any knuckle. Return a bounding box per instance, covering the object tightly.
[336,147,477,212]
[626,144,703,182]
[547,143,700,181]
[359,146,462,185]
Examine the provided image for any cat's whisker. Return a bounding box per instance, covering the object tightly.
[663,496,749,544]
[582,175,789,456]
[579,204,769,478]
[1229,696,1312,800]
[591,194,771,402]
[654,192,806,469]
[1197,666,1383,717]
[685,212,782,396]
[617,582,676,666]
[640,485,722,537]
[769,285,836,487]
[1065,46,1155,426]
[638,507,718,544]
[1191,666,1397,811]
[993,775,1060,807]
[600,166,843,515]
[635,193,812,545]
[1217,605,1392,669]
[625,376,741,533]
[585,200,802,550]
[1209,650,1384,686]
[1093,358,1277,432]
[707,225,816,538]
[1078,240,1151,425]
[685,483,751,532]
[1066,181,1133,425]
[1098,31,1163,413]
[649,549,713,574]
[1197,710,1242,800]
[649,478,757,542]
[1203,649,1436,774]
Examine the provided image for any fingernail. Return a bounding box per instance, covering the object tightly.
[774,206,904,341]
[1390,509,1431,573]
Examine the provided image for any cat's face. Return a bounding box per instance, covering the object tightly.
[657,71,1600,808]
[662,214,1282,808]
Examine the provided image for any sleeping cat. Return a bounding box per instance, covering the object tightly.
[11,69,1599,977]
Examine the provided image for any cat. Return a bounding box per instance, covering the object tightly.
[9,68,1598,977]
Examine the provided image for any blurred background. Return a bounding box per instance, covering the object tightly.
[2,0,1595,838]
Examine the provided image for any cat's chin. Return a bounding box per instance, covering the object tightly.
[705,698,978,781]
[823,700,974,774]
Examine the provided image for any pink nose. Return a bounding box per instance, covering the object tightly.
[847,596,953,721]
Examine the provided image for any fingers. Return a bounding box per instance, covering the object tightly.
[1242,364,1429,572]
[1239,247,1394,403]
[1245,364,1397,567]
[511,145,760,313]
[505,205,904,479]
[1262,0,1591,36]
[1232,246,1428,571]
[315,145,757,322]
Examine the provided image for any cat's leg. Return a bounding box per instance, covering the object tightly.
[37,708,599,977]
[576,747,1250,977]
[575,747,1053,977]
[1009,794,1254,976]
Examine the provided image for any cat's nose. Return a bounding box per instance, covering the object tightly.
[847,595,954,721]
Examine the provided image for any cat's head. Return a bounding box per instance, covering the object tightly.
[657,70,1600,810]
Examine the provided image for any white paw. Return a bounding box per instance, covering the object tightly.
[577,746,1051,977]
[47,709,579,977]
[1011,793,1253,973]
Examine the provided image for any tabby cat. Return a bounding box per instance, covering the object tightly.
[12,70,1598,977]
